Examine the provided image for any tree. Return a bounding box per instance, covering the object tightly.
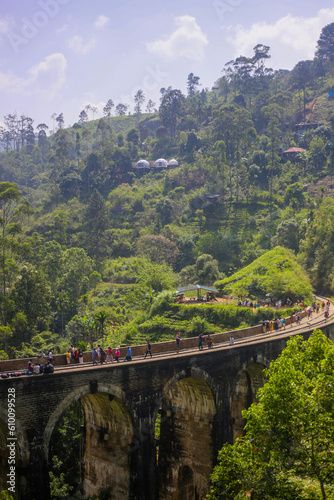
[159,89,185,138]
[56,113,65,130]
[300,198,334,293]
[10,266,51,342]
[289,60,315,118]
[115,103,129,116]
[209,331,334,500]
[187,72,201,97]
[94,310,108,348]
[134,89,145,114]
[37,123,49,157]
[136,235,179,266]
[78,110,88,125]
[316,22,334,62]
[126,128,139,145]
[83,189,110,266]
[271,219,300,253]
[0,182,33,298]
[155,197,174,226]
[57,247,93,321]
[146,99,156,113]
[180,254,221,285]
[103,99,114,121]
[213,104,255,200]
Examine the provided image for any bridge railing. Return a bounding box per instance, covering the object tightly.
[0,304,326,373]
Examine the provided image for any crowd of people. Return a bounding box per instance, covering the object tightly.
[1,299,331,379]
[66,345,84,364]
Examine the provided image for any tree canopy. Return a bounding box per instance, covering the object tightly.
[208,330,334,500]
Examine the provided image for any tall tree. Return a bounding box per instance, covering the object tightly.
[0,182,32,298]
[187,72,201,97]
[10,265,51,342]
[78,110,88,125]
[94,310,108,348]
[56,113,65,130]
[289,60,315,118]
[316,22,334,62]
[213,104,255,200]
[146,99,156,113]
[134,89,145,114]
[103,99,114,122]
[159,89,185,138]
[83,189,110,267]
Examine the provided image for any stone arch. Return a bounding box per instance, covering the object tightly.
[45,384,133,500]
[231,361,268,442]
[44,383,128,456]
[158,371,216,500]
[81,392,133,499]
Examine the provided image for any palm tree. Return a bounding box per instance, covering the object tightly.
[94,311,108,348]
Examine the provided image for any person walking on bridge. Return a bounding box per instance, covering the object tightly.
[144,340,152,358]
[92,347,98,366]
[176,332,181,353]
[198,334,204,351]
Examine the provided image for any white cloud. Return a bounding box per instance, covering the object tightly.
[67,35,97,55]
[94,15,110,29]
[226,8,334,70]
[28,53,67,97]
[0,16,11,35]
[146,15,208,61]
[0,53,67,98]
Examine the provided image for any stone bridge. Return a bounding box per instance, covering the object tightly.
[1,320,333,500]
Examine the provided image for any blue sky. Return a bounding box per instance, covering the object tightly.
[1,0,334,130]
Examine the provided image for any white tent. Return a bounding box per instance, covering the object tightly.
[168,158,179,167]
[154,158,168,168]
[135,160,150,169]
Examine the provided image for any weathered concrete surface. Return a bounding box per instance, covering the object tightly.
[0,321,333,500]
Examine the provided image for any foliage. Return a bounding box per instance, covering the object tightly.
[148,290,178,317]
[215,246,314,302]
[2,26,334,355]
[207,330,334,500]
[49,401,84,496]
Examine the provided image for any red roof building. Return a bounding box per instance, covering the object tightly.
[282,147,306,162]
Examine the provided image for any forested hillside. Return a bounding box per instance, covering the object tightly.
[1,24,334,358]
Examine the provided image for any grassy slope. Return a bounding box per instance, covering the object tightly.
[215,246,314,302]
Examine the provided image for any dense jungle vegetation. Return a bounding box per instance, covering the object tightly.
[1,24,334,360]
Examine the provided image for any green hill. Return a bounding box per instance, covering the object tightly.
[215,247,314,302]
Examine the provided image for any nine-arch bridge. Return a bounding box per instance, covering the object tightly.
[1,319,334,500]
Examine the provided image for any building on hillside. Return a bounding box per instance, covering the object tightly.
[281,147,306,162]
[132,158,180,172]
[295,122,322,136]
[167,158,179,168]
[154,158,168,169]
[135,160,150,169]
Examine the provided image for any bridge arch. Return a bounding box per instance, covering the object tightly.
[231,358,269,442]
[158,369,217,499]
[45,383,133,499]
[44,383,128,454]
